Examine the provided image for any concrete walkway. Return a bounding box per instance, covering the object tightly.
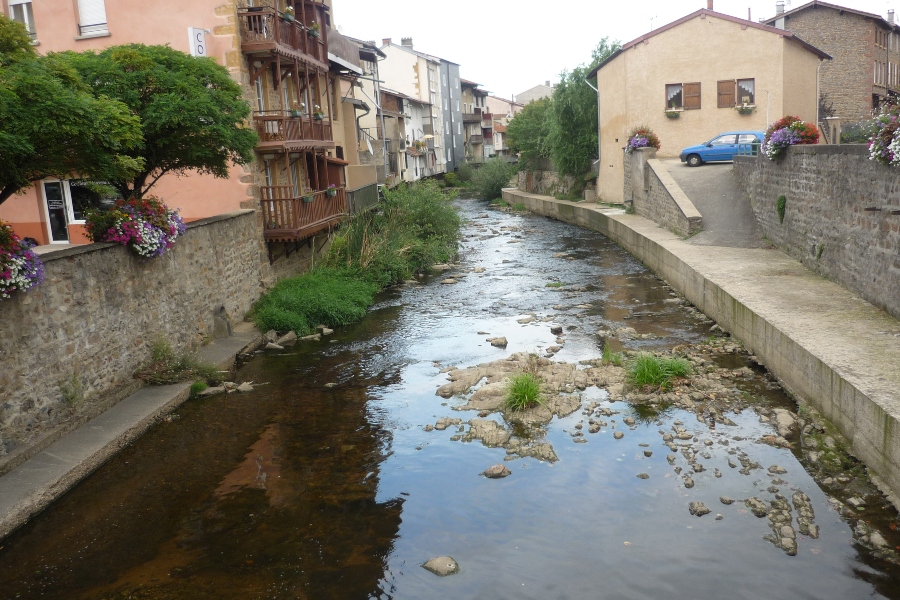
[0,322,261,540]
[661,158,766,249]
[502,187,900,504]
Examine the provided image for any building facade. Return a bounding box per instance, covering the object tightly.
[1,0,377,257]
[461,79,488,163]
[515,81,555,105]
[762,1,900,125]
[589,8,829,203]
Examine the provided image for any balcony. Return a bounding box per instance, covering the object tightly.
[261,186,348,242]
[462,113,481,123]
[253,111,334,150]
[467,134,484,145]
[326,27,361,71]
[238,6,327,67]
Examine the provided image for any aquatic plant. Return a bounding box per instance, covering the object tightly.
[505,372,544,411]
[627,353,691,391]
[601,341,624,367]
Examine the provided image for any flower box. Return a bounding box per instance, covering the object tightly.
[664,110,681,119]
[84,196,186,258]
[302,194,315,203]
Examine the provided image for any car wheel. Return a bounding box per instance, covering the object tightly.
[686,154,702,167]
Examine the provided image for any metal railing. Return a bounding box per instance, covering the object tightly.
[347,183,379,214]
[260,185,347,241]
[734,142,761,157]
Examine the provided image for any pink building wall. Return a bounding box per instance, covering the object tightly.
[0,0,250,245]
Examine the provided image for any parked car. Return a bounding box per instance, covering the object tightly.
[679,131,764,167]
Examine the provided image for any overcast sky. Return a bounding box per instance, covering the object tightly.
[332,0,895,100]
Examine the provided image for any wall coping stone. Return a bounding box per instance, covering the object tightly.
[647,159,703,222]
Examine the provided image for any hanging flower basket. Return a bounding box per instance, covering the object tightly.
[735,104,755,115]
[0,220,44,300]
[85,196,186,259]
[664,110,680,119]
[325,184,337,197]
[302,194,315,203]
[282,8,294,22]
[307,23,320,38]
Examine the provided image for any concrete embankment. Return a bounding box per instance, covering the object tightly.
[0,323,262,540]
[502,188,900,504]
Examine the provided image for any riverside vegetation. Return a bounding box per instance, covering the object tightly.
[253,181,461,335]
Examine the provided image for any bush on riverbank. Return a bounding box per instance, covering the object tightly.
[472,157,517,201]
[253,181,461,334]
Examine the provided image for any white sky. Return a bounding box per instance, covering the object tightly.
[332,0,896,100]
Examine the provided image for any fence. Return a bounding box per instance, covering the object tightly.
[347,182,379,214]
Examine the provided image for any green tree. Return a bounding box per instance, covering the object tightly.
[64,44,258,199]
[547,37,620,178]
[506,97,552,170]
[0,16,142,205]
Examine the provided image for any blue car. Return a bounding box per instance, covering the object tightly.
[679,131,765,167]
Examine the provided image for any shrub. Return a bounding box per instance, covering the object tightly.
[85,196,186,258]
[136,337,224,386]
[628,353,691,391]
[505,372,544,411]
[776,195,786,223]
[0,219,44,299]
[444,172,460,187]
[625,126,661,154]
[457,163,475,183]
[762,116,818,161]
[189,381,209,398]
[473,157,516,201]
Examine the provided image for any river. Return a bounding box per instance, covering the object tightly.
[1,198,899,599]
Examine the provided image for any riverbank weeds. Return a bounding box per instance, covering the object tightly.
[427,335,900,563]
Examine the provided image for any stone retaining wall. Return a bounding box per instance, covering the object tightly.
[624,148,702,237]
[734,145,900,320]
[0,210,321,467]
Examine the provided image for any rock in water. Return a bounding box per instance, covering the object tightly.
[482,465,512,479]
[423,556,459,576]
[689,502,711,517]
[488,336,508,348]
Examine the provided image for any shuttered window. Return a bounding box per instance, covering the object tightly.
[717,80,735,108]
[684,82,701,110]
[77,0,108,35]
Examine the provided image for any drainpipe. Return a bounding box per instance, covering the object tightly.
[584,77,601,166]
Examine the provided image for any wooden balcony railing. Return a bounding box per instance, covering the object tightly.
[261,186,348,242]
[238,7,327,66]
[253,111,333,149]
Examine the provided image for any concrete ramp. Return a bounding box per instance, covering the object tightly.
[661,159,766,248]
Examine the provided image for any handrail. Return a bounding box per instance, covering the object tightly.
[260,186,348,240]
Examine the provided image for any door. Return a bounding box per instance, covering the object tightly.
[41,181,70,243]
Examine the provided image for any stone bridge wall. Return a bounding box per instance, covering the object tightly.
[0,210,322,467]
[624,148,702,238]
[734,145,900,320]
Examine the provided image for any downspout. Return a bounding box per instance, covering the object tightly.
[584,77,600,167]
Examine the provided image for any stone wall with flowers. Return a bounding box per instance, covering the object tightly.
[734,145,900,319]
[0,210,320,465]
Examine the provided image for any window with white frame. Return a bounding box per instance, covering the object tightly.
[76,0,109,36]
[9,0,36,40]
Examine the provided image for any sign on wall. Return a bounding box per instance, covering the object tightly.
[188,28,207,58]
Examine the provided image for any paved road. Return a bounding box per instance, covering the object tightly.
[660,158,766,248]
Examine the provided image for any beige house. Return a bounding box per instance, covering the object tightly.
[588,8,830,203]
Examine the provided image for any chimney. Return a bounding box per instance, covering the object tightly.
[545,80,550,87]
[401,37,413,49]
[707,0,713,9]
[382,38,392,46]
[775,1,786,29]
[889,9,895,25]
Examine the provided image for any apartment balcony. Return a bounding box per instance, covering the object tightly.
[326,27,361,71]
[238,5,328,68]
[253,111,334,151]
[467,134,484,145]
[261,185,348,242]
[462,113,481,123]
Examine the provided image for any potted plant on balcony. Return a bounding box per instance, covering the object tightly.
[664,100,680,119]
[325,183,337,197]
[735,102,755,115]
[302,192,315,203]
[313,105,324,121]
[307,22,320,38]
[290,101,304,118]
[282,5,295,22]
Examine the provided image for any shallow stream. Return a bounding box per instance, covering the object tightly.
[2,199,900,599]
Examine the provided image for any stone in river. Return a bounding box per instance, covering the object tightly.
[423,556,459,576]
[689,502,711,517]
[482,465,512,479]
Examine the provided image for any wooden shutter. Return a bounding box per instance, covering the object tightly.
[717,80,735,108]
[684,82,701,110]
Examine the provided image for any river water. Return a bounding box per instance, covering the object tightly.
[1,199,899,599]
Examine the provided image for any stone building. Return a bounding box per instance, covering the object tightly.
[588,7,829,203]
[0,0,377,260]
[762,1,900,125]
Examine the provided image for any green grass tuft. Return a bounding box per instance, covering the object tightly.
[545,281,565,288]
[190,381,209,398]
[601,341,624,366]
[138,337,224,386]
[628,353,691,391]
[505,372,544,411]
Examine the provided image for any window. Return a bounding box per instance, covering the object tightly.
[68,181,119,222]
[76,0,108,36]
[709,134,737,146]
[9,0,36,40]
[736,78,755,105]
[665,82,699,110]
[737,134,758,144]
